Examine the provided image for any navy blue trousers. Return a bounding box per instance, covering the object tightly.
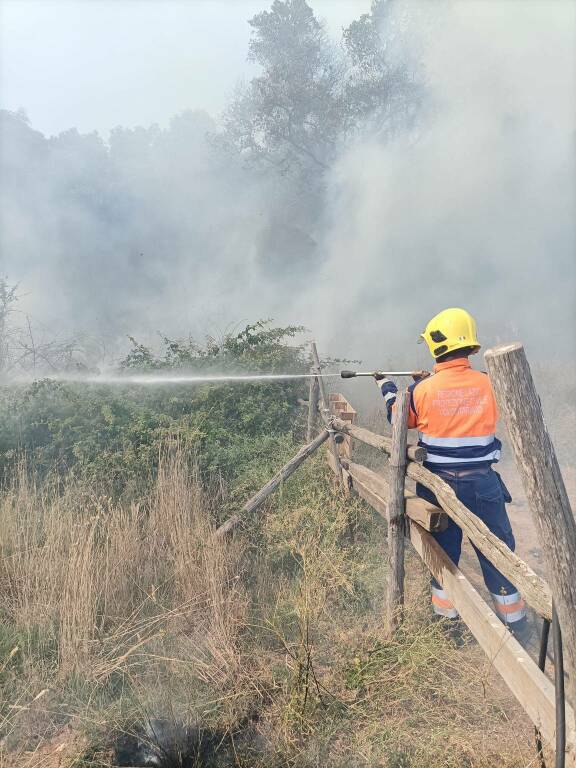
[416,467,519,596]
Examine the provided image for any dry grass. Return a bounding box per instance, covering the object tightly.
[0,461,242,671]
[0,451,541,767]
[0,451,248,758]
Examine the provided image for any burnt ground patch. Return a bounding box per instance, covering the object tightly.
[112,718,260,767]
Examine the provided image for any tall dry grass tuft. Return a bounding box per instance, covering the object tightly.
[0,468,103,670]
[0,449,246,723]
[146,447,247,692]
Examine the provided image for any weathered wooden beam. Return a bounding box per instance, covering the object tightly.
[331,417,425,463]
[342,460,388,499]
[485,342,576,711]
[344,463,389,520]
[306,374,319,442]
[339,460,448,532]
[385,391,409,637]
[310,341,343,486]
[409,519,576,759]
[405,493,449,533]
[215,429,330,538]
[406,461,553,621]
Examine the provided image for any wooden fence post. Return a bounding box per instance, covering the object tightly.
[385,389,409,637]
[306,374,319,442]
[310,341,343,486]
[485,342,576,712]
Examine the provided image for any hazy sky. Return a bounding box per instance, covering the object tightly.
[0,0,370,137]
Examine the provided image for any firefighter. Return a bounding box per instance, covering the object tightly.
[376,307,530,644]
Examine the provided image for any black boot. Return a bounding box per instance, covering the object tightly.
[506,616,534,649]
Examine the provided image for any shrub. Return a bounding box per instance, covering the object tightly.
[0,322,310,497]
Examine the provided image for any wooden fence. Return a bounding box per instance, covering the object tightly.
[216,342,576,765]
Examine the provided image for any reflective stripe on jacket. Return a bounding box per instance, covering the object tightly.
[390,358,501,468]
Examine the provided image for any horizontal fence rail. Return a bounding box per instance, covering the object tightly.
[330,417,426,463]
[215,428,330,537]
[406,462,553,621]
[338,458,448,533]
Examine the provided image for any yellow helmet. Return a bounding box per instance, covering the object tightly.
[420,308,480,359]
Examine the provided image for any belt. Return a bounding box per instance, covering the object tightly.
[435,467,491,477]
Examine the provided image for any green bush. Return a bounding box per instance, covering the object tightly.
[0,322,310,497]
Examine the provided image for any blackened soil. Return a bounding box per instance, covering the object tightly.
[113,719,256,767]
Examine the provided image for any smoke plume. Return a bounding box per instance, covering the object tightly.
[302,0,576,368]
[0,0,574,372]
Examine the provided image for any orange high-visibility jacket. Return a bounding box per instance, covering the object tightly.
[399,358,501,468]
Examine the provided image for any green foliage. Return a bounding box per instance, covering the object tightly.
[121,320,306,374]
[0,322,309,497]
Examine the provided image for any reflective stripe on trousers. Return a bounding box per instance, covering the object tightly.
[431,586,458,619]
[491,591,526,623]
[434,588,527,623]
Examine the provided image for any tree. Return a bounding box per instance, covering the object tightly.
[217,0,422,274]
[343,0,422,137]
[222,0,347,178]
[217,1,353,274]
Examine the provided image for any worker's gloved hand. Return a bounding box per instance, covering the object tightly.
[373,372,388,382]
[412,370,431,383]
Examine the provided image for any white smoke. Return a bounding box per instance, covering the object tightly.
[300,0,576,368]
[1,1,574,374]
